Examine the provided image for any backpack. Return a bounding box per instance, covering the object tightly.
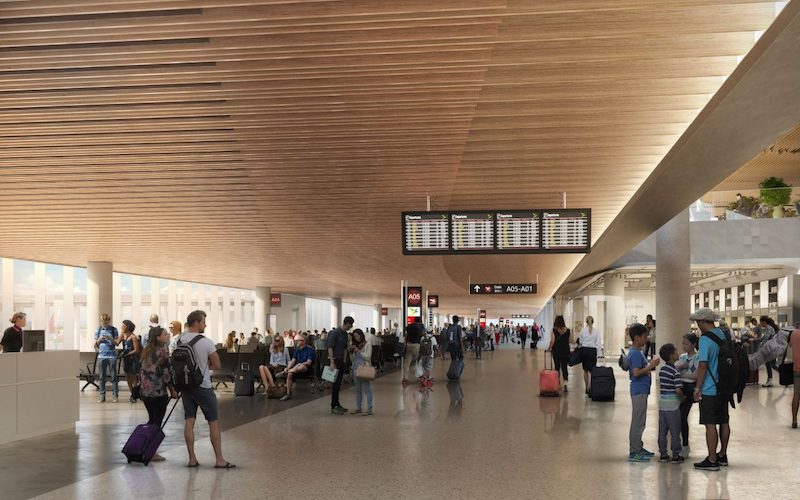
[703,329,749,407]
[170,335,205,391]
[419,335,433,357]
[618,349,630,371]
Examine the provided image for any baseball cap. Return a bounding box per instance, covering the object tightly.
[689,308,719,322]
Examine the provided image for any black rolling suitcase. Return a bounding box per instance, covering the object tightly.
[590,366,616,401]
[235,362,254,396]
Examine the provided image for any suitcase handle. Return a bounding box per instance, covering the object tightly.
[241,362,250,371]
[161,394,182,430]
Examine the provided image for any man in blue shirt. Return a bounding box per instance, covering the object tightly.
[691,308,729,471]
[94,313,120,403]
[280,335,316,401]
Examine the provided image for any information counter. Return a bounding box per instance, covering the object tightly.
[0,351,79,445]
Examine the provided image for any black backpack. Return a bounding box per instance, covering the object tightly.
[170,335,205,391]
[419,335,433,357]
[703,330,748,407]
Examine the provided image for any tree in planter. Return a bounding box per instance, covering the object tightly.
[759,176,792,218]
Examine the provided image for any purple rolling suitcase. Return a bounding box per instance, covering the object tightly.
[122,397,181,465]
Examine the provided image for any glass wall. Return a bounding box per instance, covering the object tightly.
[0,257,256,351]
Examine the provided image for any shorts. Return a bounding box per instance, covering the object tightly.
[420,356,433,372]
[699,395,729,425]
[580,347,598,371]
[182,387,219,422]
[122,356,140,375]
[794,374,800,395]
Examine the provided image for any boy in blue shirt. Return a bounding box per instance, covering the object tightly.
[657,343,684,463]
[628,323,661,462]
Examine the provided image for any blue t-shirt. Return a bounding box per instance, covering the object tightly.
[293,345,316,365]
[698,327,726,396]
[628,348,651,396]
[95,326,119,359]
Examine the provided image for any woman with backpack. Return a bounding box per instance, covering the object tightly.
[138,326,177,462]
[547,315,572,392]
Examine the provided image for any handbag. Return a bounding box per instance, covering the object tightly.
[267,385,287,399]
[778,333,794,387]
[355,365,376,381]
[568,347,582,367]
[322,365,339,383]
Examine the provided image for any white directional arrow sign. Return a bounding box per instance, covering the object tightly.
[473,285,481,293]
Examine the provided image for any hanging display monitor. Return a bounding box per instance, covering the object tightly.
[496,211,540,250]
[541,209,591,251]
[402,209,590,255]
[451,212,494,252]
[402,212,449,254]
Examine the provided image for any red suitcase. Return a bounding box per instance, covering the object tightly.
[540,353,561,397]
[747,368,759,385]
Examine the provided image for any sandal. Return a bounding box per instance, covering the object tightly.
[214,462,237,469]
[187,462,200,468]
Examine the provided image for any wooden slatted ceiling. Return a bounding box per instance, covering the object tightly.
[715,124,800,191]
[0,0,780,315]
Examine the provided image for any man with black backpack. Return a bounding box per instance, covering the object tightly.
[691,308,732,472]
[175,310,235,469]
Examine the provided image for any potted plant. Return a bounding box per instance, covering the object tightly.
[759,176,792,218]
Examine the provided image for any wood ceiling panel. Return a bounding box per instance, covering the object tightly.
[0,0,782,316]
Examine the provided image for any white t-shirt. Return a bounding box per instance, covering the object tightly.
[579,327,601,349]
[177,332,216,389]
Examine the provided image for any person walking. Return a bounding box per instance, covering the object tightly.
[579,316,601,395]
[94,314,120,403]
[447,316,465,361]
[547,315,572,393]
[350,329,373,416]
[402,318,424,384]
[327,316,354,415]
[439,323,450,361]
[520,325,528,350]
[179,310,235,469]
[120,320,141,403]
[760,316,778,387]
[138,326,177,462]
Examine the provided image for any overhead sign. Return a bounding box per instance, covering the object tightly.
[402,209,590,255]
[270,293,282,307]
[428,295,439,308]
[470,283,538,295]
[512,314,532,319]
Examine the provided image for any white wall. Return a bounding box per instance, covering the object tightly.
[305,297,332,331]
[342,302,379,331]
[275,293,306,332]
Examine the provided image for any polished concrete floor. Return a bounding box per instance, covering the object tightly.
[3,347,799,500]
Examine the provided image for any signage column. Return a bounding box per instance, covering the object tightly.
[404,286,423,326]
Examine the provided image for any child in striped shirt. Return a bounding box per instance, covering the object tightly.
[658,343,685,464]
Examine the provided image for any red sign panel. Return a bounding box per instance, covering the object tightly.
[479,309,487,329]
[381,307,388,316]
[428,295,439,308]
[270,293,281,307]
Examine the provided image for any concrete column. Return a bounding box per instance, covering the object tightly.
[656,208,691,351]
[254,287,271,336]
[87,262,113,341]
[331,297,342,327]
[554,295,565,316]
[112,272,121,326]
[132,275,142,328]
[604,273,626,353]
[373,304,382,332]
[571,298,585,333]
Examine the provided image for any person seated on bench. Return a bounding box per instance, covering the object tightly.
[258,336,289,395]
[279,335,316,401]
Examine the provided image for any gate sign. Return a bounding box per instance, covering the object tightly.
[469,283,537,295]
[270,293,282,307]
[405,286,423,325]
[428,295,439,308]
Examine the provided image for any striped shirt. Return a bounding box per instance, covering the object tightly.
[658,363,681,411]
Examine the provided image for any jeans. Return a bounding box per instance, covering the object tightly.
[97,357,118,397]
[448,344,463,361]
[474,339,482,359]
[630,394,649,453]
[766,360,778,380]
[354,377,372,412]
[331,357,345,409]
[679,382,696,446]
[658,409,682,456]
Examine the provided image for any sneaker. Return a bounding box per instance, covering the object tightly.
[762,380,774,388]
[362,410,373,416]
[279,394,292,401]
[716,453,728,467]
[349,408,362,414]
[671,456,686,465]
[338,406,349,413]
[331,407,345,415]
[112,396,118,403]
[639,448,656,457]
[628,452,650,462]
[680,445,690,459]
[128,396,135,404]
[564,385,568,393]
[659,454,670,463]
[694,458,720,471]
[97,396,105,403]
[792,422,798,429]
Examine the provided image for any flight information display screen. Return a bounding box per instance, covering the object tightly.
[403,212,449,253]
[541,209,590,251]
[451,212,494,252]
[402,209,590,255]
[496,211,540,250]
